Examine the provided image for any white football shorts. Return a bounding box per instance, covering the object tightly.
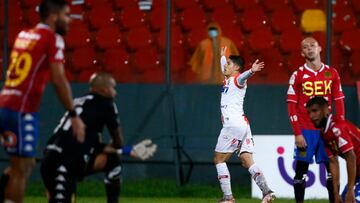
[214,125,254,155]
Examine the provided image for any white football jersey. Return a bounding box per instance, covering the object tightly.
[221,75,247,127]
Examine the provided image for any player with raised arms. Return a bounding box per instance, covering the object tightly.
[213,46,275,203]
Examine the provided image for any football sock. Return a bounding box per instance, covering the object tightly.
[216,163,233,197]
[0,173,9,203]
[105,178,120,203]
[294,161,309,203]
[248,164,271,195]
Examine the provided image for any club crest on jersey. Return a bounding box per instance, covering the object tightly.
[324,71,332,78]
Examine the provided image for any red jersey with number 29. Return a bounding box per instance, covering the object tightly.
[287,63,344,130]
[322,114,360,176]
[0,23,65,113]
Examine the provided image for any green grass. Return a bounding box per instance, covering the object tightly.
[25,197,329,203]
[25,179,328,202]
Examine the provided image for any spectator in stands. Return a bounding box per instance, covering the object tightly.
[190,22,239,84]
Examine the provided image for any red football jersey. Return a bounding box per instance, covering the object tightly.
[287,63,344,130]
[322,114,360,176]
[0,23,65,113]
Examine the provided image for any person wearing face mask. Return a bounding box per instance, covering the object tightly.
[190,22,239,84]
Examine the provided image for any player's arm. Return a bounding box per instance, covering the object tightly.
[220,46,227,73]
[287,71,306,148]
[50,63,85,142]
[333,69,345,119]
[235,59,264,86]
[343,150,356,202]
[328,155,342,202]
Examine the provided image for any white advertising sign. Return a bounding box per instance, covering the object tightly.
[251,135,348,199]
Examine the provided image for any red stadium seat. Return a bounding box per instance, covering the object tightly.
[113,0,138,9]
[186,27,208,50]
[339,29,360,51]
[64,68,74,82]
[26,7,40,27]
[350,51,360,75]
[71,47,98,71]
[203,0,231,11]
[171,46,188,73]
[292,0,322,12]
[271,6,297,33]
[103,47,130,72]
[279,27,303,53]
[141,69,165,84]
[157,25,183,50]
[352,0,360,12]
[87,5,116,30]
[248,27,275,52]
[263,0,289,11]
[331,47,346,73]
[64,23,91,50]
[149,6,176,31]
[180,6,207,31]
[240,6,267,32]
[210,5,237,28]
[174,0,199,10]
[287,52,304,72]
[332,7,356,33]
[84,0,109,8]
[221,26,245,51]
[126,26,153,50]
[0,4,24,28]
[132,46,161,73]
[258,48,285,75]
[77,68,102,82]
[233,0,259,11]
[119,6,146,30]
[95,25,122,50]
[23,0,41,7]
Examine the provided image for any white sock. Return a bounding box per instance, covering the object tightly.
[248,164,271,195]
[216,163,232,196]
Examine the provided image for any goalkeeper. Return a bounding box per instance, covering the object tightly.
[40,72,157,203]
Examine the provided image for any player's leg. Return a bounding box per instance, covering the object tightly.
[315,132,334,203]
[0,110,38,203]
[238,125,275,203]
[214,127,238,202]
[41,153,77,203]
[91,153,122,203]
[293,129,317,203]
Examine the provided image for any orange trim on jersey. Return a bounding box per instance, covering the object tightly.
[286,99,297,103]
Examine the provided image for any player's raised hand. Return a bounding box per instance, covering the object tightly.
[251,59,265,73]
[221,46,227,56]
[71,117,86,143]
[295,134,307,149]
[131,139,157,160]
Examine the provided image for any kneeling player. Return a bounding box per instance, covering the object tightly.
[40,72,157,203]
[306,97,360,203]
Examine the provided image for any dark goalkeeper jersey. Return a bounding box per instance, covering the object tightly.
[45,93,120,169]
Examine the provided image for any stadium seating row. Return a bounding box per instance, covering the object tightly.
[0,0,359,84]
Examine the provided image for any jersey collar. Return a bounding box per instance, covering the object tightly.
[304,63,325,74]
[324,114,333,133]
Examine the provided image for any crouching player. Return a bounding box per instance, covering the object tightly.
[40,72,157,203]
[306,96,360,203]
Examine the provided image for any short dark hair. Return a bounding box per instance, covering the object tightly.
[39,0,68,21]
[229,55,245,70]
[306,96,328,108]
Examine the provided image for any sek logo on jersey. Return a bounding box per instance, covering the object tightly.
[303,80,332,96]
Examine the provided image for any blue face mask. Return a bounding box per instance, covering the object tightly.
[208,30,218,38]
